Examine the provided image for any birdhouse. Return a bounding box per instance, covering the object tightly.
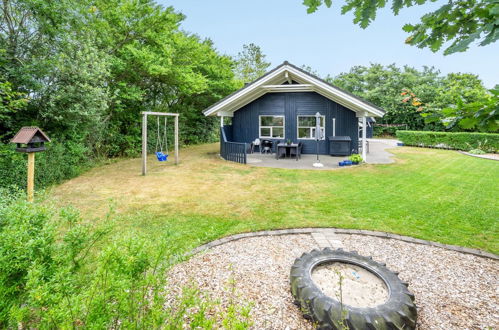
[10,127,51,153]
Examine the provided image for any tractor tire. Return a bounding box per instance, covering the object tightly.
[290,248,417,330]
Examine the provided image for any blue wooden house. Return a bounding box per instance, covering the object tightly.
[203,61,384,163]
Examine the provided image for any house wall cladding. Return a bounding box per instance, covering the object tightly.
[232,92,359,155]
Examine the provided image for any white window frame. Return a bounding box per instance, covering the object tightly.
[259,115,285,139]
[297,115,325,140]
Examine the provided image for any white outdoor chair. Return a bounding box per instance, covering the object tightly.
[251,138,261,153]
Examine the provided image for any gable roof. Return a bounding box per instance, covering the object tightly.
[11,127,51,144]
[203,61,385,118]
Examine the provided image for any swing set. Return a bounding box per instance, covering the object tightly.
[141,111,179,175]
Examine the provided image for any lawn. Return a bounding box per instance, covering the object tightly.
[50,143,499,254]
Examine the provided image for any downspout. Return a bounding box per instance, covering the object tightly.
[362,114,367,162]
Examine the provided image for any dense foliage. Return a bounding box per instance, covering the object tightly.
[396,130,499,152]
[0,191,252,327]
[423,84,499,132]
[328,63,494,133]
[0,0,238,189]
[303,0,499,55]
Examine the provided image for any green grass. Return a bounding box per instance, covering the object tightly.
[51,143,499,254]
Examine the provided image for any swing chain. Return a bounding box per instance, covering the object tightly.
[164,117,168,153]
[155,116,168,154]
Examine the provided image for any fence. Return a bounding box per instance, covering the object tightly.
[220,127,247,164]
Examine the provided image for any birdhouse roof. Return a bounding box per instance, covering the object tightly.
[10,127,51,144]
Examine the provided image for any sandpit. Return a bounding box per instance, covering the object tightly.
[311,262,389,308]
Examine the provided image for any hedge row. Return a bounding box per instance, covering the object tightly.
[395,131,499,153]
[0,141,95,191]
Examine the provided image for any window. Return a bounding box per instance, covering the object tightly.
[259,115,285,138]
[297,115,325,139]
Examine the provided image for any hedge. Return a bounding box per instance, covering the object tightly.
[395,131,499,153]
[0,141,95,191]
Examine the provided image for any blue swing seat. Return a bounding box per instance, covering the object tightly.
[156,151,168,162]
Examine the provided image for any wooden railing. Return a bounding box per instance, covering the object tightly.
[220,127,247,164]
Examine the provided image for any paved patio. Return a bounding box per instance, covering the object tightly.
[246,139,399,170]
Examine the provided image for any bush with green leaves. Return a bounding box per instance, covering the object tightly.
[0,141,93,191]
[349,154,363,163]
[396,130,499,153]
[373,126,405,137]
[0,192,252,328]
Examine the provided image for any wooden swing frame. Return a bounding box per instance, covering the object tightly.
[141,111,179,175]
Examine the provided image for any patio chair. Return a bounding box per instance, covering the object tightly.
[250,138,261,153]
[289,142,303,160]
[276,144,287,159]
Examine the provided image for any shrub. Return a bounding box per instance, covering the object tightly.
[0,140,94,191]
[349,154,363,163]
[395,131,499,153]
[373,126,403,137]
[0,192,252,328]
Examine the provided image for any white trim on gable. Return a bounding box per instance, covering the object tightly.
[203,63,385,118]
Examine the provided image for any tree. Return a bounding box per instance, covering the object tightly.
[300,64,320,76]
[0,76,28,140]
[89,0,238,155]
[422,74,498,132]
[329,64,494,132]
[328,63,444,130]
[0,0,239,189]
[441,86,498,132]
[234,43,271,83]
[0,0,109,141]
[303,0,499,55]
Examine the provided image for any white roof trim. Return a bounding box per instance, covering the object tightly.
[203,63,385,118]
[261,84,314,92]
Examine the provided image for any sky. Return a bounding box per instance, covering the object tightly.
[160,0,499,88]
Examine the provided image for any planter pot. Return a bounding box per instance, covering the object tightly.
[352,161,359,165]
[339,161,345,166]
[344,160,353,166]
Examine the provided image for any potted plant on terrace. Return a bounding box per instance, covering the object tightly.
[349,154,363,165]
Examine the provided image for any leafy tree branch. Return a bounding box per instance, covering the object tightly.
[303,0,499,54]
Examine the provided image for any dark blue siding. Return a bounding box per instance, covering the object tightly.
[232,92,359,155]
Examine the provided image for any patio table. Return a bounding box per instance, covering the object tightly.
[276,143,299,160]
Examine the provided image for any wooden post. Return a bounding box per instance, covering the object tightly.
[142,113,147,175]
[174,114,179,165]
[27,152,35,202]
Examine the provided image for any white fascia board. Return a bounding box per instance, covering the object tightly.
[261,84,313,92]
[203,66,288,117]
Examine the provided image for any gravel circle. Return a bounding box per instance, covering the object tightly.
[167,234,499,329]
